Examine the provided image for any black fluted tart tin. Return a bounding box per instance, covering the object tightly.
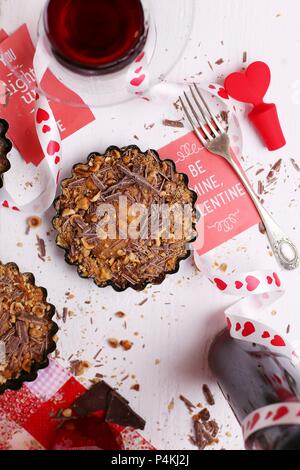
[53,145,198,292]
[0,262,58,395]
[0,119,12,189]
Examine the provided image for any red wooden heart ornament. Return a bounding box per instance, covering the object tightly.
[42,125,51,134]
[224,61,271,106]
[235,322,241,332]
[235,281,243,290]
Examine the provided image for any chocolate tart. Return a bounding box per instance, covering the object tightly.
[53,145,197,291]
[0,119,12,189]
[0,262,58,394]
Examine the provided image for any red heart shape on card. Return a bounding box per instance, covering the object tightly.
[235,322,241,332]
[217,87,229,100]
[42,125,51,134]
[214,278,227,291]
[265,411,273,419]
[47,141,60,156]
[235,281,243,290]
[242,321,255,337]
[36,108,50,123]
[130,75,146,87]
[271,335,286,347]
[262,331,270,339]
[225,61,271,106]
[2,200,9,208]
[273,272,281,287]
[273,406,288,421]
[250,412,260,430]
[134,66,143,74]
[267,276,273,285]
[54,156,61,165]
[246,275,260,292]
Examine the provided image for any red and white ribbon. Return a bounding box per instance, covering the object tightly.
[242,402,300,448]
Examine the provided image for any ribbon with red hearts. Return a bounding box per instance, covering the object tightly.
[205,267,300,445]
[0,36,149,214]
[242,403,300,448]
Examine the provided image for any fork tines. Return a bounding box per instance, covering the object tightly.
[179,83,225,145]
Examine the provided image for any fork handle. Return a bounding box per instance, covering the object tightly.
[227,156,299,271]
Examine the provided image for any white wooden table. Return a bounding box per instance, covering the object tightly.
[1,0,300,450]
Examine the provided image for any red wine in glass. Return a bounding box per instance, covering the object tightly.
[44,0,147,74]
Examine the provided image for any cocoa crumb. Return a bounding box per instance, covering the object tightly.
[138,298,148,306]
[120,340,133,351]
[115,311,126,318]
[36,235,46,260]
[70,360,90,376]
[215,58,224,65]
[243,51,247,63]
[108,338,119,348]
[131,383,140,391]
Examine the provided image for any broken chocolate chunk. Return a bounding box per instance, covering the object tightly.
[106,391,145,430]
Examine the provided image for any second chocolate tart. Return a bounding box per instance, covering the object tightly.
[53,146,197,291]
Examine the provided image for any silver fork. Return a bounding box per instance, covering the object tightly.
[180,83,299,271]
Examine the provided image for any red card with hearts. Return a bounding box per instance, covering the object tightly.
[159,131,261,255]
[0,24,95,166]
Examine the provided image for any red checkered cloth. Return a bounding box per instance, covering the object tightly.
[0,359,154,450]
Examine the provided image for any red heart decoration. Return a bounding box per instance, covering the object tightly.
[235,322,241,332]
[224,61,271,106]
[134,66,143,74]
[262,331,270,339]
[217,87,229,100]
[235,281,243,290]
[130,75,146,87]
[273,272,281,287]
[12,206,20,211]
[208,84,216,90]
[135,52,145,63]
[267,276,273,285]
[42,125,51,134]
[47,141,60,156]
[242,321,255,337]
[226,317,232,331]
[246,275,260,292]
[250,412,260,430]
[54,156,61,165]
[2,200,9,208]
[271,335,286,347]
[265,411,273,419]
[273,406,288,421]
[214,278,228,291]
[36,108,50,124]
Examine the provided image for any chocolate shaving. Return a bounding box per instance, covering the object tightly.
[18,314,48,325]
[117,164,161,195]
[162,119,184,128]
[36,235,46,259]
[202,384,215,406]
[16,321,29,343]
[179,394,196,413]
[90,173,106,190]
[68,178,86,188]
[291,158,300,172]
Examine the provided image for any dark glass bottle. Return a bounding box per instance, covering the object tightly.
[209,328,300,450]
